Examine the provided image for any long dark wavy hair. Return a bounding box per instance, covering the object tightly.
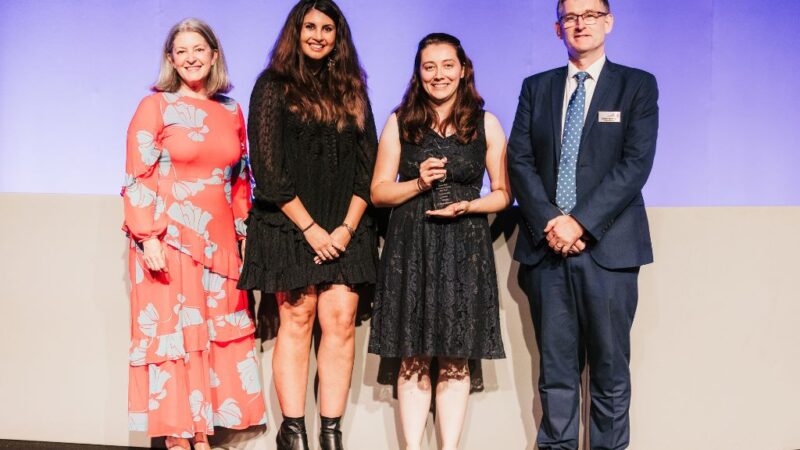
[396,33,484,145]
[265,0,368,131]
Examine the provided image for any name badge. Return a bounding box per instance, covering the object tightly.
[598,111,621,123]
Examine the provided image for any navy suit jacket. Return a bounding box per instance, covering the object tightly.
[508,60,658,270]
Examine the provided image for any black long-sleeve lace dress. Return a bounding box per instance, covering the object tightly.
[368,113,506,370]
[238,72,379,294]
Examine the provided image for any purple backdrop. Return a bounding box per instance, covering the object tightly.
[1,0,798,206]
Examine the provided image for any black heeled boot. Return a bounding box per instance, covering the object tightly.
[276,416,309,450]
[319,415,344,450]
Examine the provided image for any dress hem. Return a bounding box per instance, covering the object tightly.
[367,348,506,360]
[238,261,376,293]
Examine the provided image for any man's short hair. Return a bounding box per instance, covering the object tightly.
[557,0,610,18]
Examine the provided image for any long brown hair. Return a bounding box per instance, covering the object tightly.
[265,0,368,131]
[396,33,484,145]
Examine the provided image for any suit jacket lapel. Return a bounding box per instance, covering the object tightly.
[580,59,618,148]
[550,67,567,163]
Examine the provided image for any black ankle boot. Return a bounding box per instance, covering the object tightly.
[319,415,343,450]
[276,416,309,450]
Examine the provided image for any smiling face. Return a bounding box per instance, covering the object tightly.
[419,43,464,105]
[299,8,336,60]
[555,0,613,64]
[169,31,218,92]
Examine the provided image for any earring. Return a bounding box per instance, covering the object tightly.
[327,48,336,69]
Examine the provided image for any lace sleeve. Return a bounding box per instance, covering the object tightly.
[353,101,378,204]
[248,73,295,205]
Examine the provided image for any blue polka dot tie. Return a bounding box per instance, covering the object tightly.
[556,71,589,213]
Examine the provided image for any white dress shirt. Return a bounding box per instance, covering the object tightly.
[560,55,606,140]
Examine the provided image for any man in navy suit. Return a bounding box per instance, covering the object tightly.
[508,0,658,448]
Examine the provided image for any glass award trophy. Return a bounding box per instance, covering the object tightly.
[431,168,454,210]
[427,142,455,210]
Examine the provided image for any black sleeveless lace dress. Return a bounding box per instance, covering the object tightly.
[368,113,505,363]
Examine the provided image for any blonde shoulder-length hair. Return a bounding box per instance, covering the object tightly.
[152,18,231,96]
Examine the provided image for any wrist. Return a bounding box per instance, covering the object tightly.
[566,214,586,237]
[301,220,316,233]
[417,177,430,192]
[340,222,356,238]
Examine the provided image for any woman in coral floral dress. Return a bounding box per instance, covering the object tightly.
[122,18,265,450]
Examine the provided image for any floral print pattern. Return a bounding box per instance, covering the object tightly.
[163,95,210,142]
[123,93,265,438]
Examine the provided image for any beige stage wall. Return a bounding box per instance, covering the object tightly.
[0,193,798,450]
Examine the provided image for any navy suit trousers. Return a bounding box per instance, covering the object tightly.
[518,252,639,450]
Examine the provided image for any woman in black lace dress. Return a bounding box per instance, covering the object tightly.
[238,1,378,449]
[368,33,510,450]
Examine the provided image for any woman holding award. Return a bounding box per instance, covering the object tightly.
[368,33,510,450]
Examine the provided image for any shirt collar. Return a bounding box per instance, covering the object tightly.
[567,54,606,82]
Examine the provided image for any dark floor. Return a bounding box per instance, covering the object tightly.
[0,441,148,450]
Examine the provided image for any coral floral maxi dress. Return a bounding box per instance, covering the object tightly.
[122,92,266,438]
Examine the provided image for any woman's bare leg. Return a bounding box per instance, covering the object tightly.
[398,357,433,450]
[273,287,318,416]
[435,358,470,450]
[316,284,359,417]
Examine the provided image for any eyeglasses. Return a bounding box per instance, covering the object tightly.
[558,11,609,28]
